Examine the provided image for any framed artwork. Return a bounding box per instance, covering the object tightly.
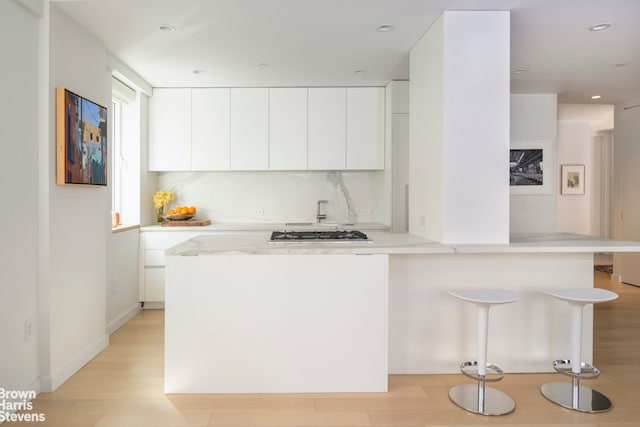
[56,87,108,186]
[509,140,551,194]
[561,164,585,195]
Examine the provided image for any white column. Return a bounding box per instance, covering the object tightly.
[409,11,510,244]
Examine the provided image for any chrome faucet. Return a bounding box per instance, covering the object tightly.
[316,200,328,223]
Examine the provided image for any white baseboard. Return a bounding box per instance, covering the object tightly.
[106,303,142,335]
[142,301,164,309]
[39,334,109,392]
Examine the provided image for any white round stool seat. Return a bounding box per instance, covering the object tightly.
[542,288,618,304]
[540,287,618,413]
[448,289,520,305]
[448,289,520,416]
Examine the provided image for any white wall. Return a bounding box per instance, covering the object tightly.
[157,171,388,225]
[410,11,510,243]
[106,230,140,334]
[510,94,558,233]
[556,104,614,238]
[40,4,111,391]
[556,121,592,234]
[0,0,41,394]
[409,14,444,240]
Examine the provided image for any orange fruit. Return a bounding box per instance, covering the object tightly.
[188,206,196,214]
[167,209,176,215]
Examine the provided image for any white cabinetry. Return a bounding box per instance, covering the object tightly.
[149,86,385,172]
[140,231,199,304]
[149,88,191,171]
[308,88,347,170]
[191,88,230,170]
[269,88,308,170]
[230,88,269,170]
[346,87,385,170]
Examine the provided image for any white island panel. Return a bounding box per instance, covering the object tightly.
[165,253,388,393]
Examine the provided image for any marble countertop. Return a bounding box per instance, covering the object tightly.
[141,222,391,232]
[165,231,640,256]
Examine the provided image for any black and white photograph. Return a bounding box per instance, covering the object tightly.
[510,140,551,194]
[510,148,543,186]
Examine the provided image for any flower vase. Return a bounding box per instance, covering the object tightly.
[157,206,165,223]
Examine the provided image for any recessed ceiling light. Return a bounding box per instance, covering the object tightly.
[158,24,176,32]
[376,24,394,32]
[512,69,526,74]
[589,23,611,31]
[354,69,366,75]
[615,62,628,67]
[192,69,205,75]
[258,63,269,69]
[591,95,602,99]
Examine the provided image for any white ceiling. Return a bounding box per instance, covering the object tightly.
[54,0,640,104]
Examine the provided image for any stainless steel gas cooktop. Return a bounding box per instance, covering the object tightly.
[269,230,370,242]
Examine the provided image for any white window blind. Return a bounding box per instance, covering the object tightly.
[112,76,136,105]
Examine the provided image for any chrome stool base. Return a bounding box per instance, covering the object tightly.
[541,382,612,413]
[449,383,516,416]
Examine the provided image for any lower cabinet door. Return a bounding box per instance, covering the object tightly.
[144,267,165,302]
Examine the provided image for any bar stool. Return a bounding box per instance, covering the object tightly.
[540,288,618,413]
[448,289,520,416]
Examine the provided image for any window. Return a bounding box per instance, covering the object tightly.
[111,76,140,228]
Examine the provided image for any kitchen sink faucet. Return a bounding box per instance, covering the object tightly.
[316,200,328,223]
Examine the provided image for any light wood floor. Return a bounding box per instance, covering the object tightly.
[19,271,640,426]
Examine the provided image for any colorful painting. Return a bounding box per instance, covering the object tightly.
[56,87,107,186]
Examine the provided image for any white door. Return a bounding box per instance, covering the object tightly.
[308,88,346,170]
[616,105,640,286]
[346,87,385,170]
[149,88,191,171]
[191,88,230,171]
[269,88,307,170]
[230,88,269,170]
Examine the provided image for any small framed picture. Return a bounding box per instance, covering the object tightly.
[561,164,585,195]
[510,140,551,194]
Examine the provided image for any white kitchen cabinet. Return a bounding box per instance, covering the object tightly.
[269,88,308,170]
[307,88,347,170]
[139,231,199,304]
[191,88,230,171]
[149,86,385,172]
[346,87,385,170]
[230,88,269,170]
[149,88,191,171]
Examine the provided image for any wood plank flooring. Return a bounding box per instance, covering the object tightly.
[17,271,640,426]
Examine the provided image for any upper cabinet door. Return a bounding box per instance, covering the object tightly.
[149,88,191,171]
[308,88,347,170]
[346,87,385,170]
[191,88,230,171]
[230,88,269,171]
[269,88,308,170]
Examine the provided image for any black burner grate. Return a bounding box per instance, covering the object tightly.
[270,230,368,241]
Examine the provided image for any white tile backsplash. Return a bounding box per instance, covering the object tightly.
[157,171,390,225]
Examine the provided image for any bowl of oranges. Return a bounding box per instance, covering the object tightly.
[165,206,197,221]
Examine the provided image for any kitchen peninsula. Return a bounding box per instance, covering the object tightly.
[164,231,640,393]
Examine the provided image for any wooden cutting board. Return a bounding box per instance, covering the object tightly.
[161,219,211,227]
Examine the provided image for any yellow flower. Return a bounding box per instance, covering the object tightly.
[153,190,175,209]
